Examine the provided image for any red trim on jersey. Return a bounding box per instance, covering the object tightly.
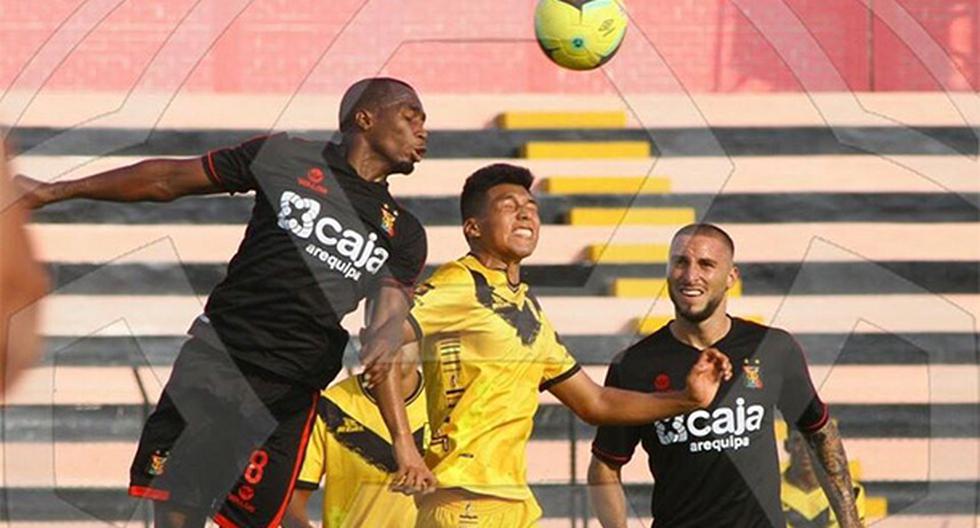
[128,485,170,502]
[264,391,319,528]
[800,402,830,433]
[786,332,830,432]
[214,512,240,528]
[205,150,224,187]
[591,444,632,466]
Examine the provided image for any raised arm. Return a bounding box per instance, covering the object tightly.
[15,157,220,208]
[549,348,732,426]
[587,457,630,528]
[802,420,862,527]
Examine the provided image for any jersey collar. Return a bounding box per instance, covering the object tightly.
[322,141,390,188]
[665,314,739,351]
[356,370,424,405]
[462,253,526,295]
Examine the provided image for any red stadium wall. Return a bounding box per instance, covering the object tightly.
[0,0,976,94]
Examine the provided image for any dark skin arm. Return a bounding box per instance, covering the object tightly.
[549,348,733,426]
[282,488,314,528]
[362,284,436,495]
[802,419,863,527]
[14,158,220,208]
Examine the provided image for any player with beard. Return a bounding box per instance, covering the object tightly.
[16,78,434,528]
[397,165,733,527]
[588,223,861,528]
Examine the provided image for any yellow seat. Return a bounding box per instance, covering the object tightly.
[568,207,695,226]
[613,278,743,298]
[522,141,650,159]
[865,496,888,519]
[777,459,864,482]
[543,176,671,195]
[496,111,627,129]
[634,315,676,334]
[586,244,670,264]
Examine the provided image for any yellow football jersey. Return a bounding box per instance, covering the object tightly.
[296,373,428,528]
[781,472,867,528]
[408,254,580,501]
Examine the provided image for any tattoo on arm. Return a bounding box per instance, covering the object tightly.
[803,420,863,527]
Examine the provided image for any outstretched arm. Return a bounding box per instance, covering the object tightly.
[15,157,219,208]
[587,457,630,528]
[549,348,732,426]
[802,420,862,527]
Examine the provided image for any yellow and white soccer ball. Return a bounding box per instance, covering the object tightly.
[534,0,628,71]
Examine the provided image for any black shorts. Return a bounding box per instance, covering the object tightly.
[129,337,318,528]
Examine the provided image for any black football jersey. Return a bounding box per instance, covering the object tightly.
[195,134,426,388]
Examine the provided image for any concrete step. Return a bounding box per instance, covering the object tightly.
[34,332,980,367]
[29,293,980,335]
[28,223,980,264]
[18,155,980,195]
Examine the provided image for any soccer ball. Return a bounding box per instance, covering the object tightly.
[534,0,628,71]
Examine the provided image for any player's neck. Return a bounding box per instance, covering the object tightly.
[470,249,522,287]
[344,140,390,184]
[669,311,731,350]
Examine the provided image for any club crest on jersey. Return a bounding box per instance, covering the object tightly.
[146,449,169,476]
[298,167,328,195]
[654,373,671,391]
[381,203,398,237]
[743,358,763,389]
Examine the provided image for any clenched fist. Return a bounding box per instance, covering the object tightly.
[684,348,733,408]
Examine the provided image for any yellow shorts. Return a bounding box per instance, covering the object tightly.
[414,488,542,528]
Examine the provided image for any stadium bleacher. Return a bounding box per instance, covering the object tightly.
[3,90,977,527]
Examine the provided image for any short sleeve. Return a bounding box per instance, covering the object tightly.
[201,135,270,194]
[407,263,473,340]
[538,328,581,392]
[776,332,829,433]
[381,215,427,289]
[295,399,328,490]
[591,359,642,466]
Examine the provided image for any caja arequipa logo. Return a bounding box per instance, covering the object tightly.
[277,191,390,280]
[655,398,765,453]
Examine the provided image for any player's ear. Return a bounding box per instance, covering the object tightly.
[354,108,374,132]
[727,264,740,290]
[463,217,481,241]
